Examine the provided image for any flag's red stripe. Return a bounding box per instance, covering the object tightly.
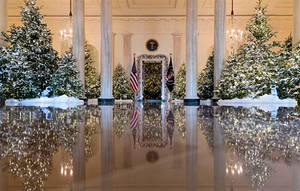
[130,73,139,93]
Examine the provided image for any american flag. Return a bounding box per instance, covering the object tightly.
[130,57,139,93]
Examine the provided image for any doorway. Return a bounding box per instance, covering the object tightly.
[143,61,162,100]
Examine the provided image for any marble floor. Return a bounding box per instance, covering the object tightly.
[0,103,299,191]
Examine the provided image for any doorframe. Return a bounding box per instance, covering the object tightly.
[136,54,169,101]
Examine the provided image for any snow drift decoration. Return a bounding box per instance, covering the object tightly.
[218,94,297,112]
[5,95,84,109]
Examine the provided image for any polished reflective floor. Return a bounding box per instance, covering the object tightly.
[0,103,300,191]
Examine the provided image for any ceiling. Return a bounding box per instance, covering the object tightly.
[7,0,293,17]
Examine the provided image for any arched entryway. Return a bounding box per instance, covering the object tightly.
[136,54,169,101]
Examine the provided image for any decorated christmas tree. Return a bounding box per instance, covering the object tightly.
[0,47,9,98]
[52,50,83,97]
[0,0,59,99]
[274,36,300,99]
[172,64,186,99]
[197,52,214,100]
[113,65,133,99]
[84,43,101,98]
[218,0,278,99]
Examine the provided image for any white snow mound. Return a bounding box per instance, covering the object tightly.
[5,95,84,109]
[218,94,297,112]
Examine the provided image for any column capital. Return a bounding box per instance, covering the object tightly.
[171,33,184,37]
[122,33,134,37]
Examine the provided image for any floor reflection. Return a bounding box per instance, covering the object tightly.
[0,104,300,190]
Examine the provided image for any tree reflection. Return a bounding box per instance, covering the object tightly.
[0,106,99,191]
[199,106,300,190]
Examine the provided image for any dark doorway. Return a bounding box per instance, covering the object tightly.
[143,61,162,100]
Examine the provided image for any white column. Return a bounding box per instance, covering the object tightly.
[123,33,133,73]
[213,0,226,98]
[112,33,117,71]
[213,107,226,191]
[73,0,85,88]
[0,0,7,46]
[185,0,199,103]
[100,0,114,102]
[294,0,300,43]
[185,106,198,191]
[172,33,183,73]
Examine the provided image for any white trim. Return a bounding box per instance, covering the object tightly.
[136,54,169,101]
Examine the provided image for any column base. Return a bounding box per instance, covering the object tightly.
[0,98,4,107]
[98,98,115,105]
[212,90,220,103]
[80,98,88,105]
[184,98,200,106]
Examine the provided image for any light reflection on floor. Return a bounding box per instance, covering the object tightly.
[0,103,300,191]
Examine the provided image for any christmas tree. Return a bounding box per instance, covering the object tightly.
[0,47,9,99]
[52,50,83,97]
[113,65,133,99]
[274,36,300,99]
[197,52,214,100]
[84,43,101,98]
[172,64,186,99]
[282,42,300,99]
[218,0,278,99]
[1,0,59,99]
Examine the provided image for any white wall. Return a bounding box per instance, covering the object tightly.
[7,16,293,75]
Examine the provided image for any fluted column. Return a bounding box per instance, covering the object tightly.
[73,0,85,88]
[99,0,114,105]
[172,33,183,73]
[0,0,7,46]
[185,106,198,191]
[123,33,133,73]
[213,0,226,100]
[185,0,199,105]
[112,33,117,70]
[294,0,300,43]
[213,107,226,191]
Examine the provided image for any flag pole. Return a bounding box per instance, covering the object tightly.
[133,53,137,103]
[168,53,173,103]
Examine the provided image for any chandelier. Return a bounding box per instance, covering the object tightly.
[226,0,244,53]
[60,28,73,40]
[59,0,73,41]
